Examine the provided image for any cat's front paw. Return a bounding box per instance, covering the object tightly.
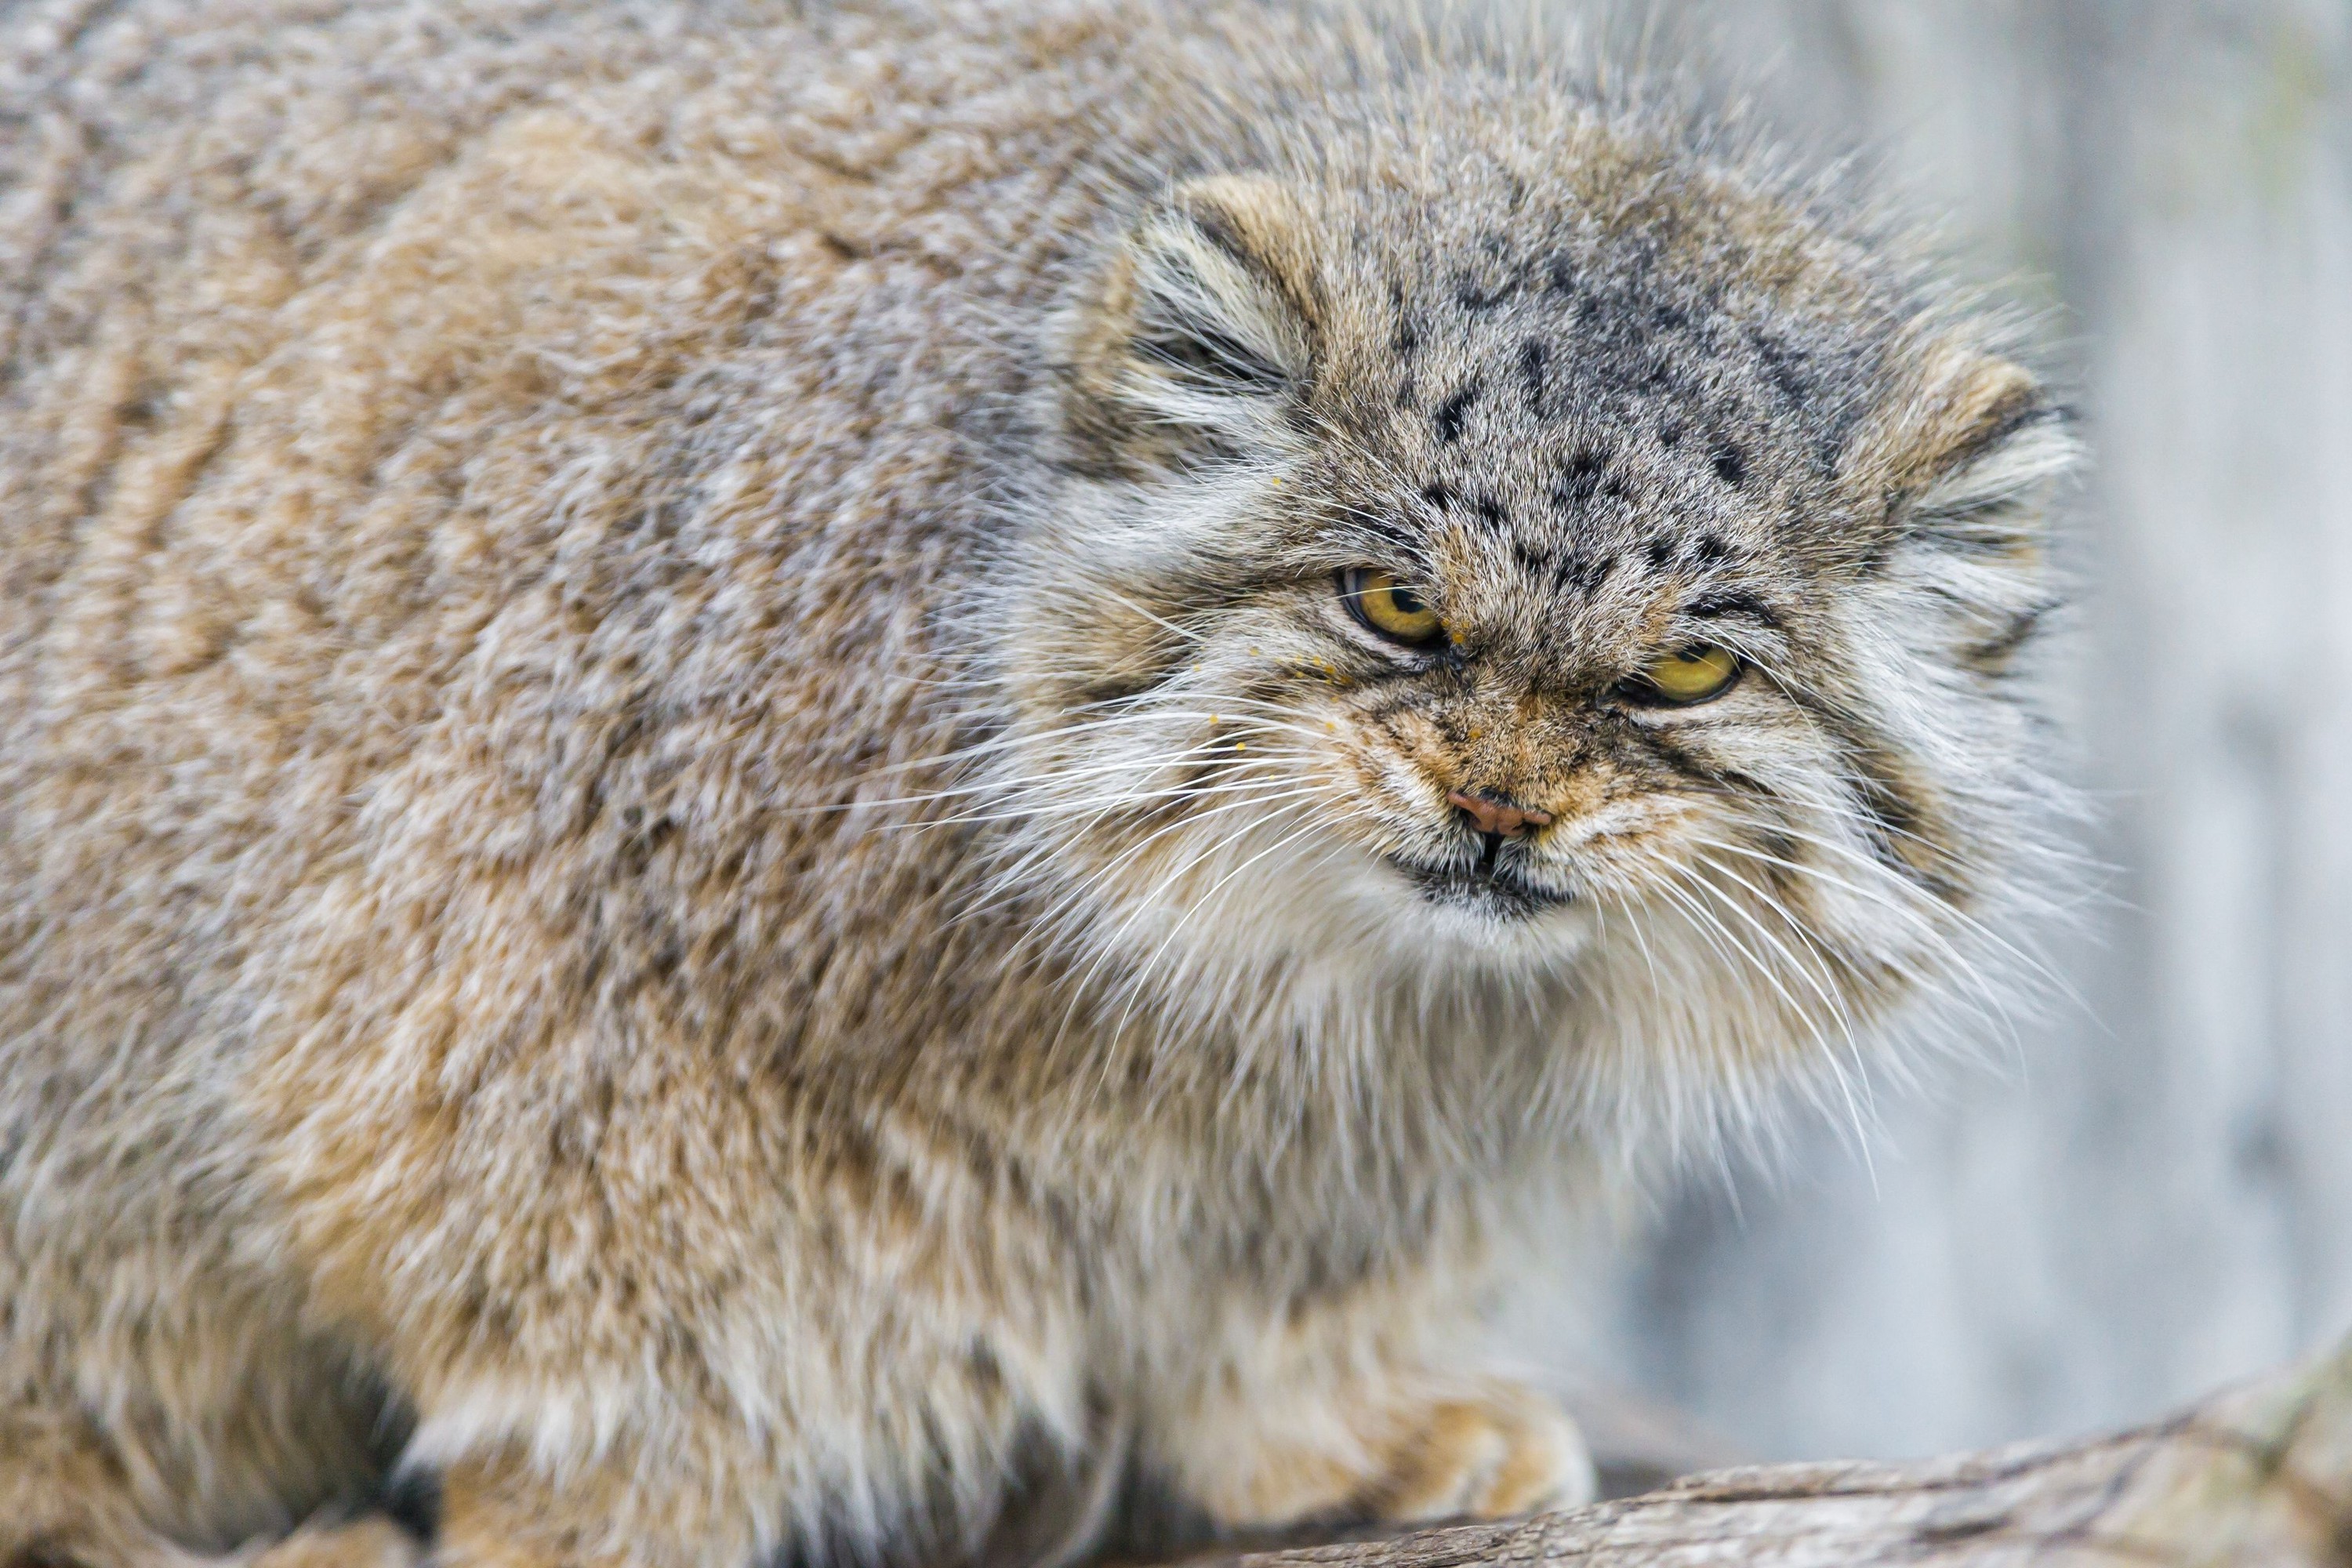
[1360,1380,1596,1525]
[1185,1376,1596,1531]
[248,1517,426,1568]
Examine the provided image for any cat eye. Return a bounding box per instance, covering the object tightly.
[1340,568,1446,648]
[1618,644,1741,706]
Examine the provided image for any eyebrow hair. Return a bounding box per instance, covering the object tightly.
[1315,490,1423,554]
[1683,589,1780,627]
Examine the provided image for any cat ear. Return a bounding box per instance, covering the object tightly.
[1849,342,2078,680]
[1864,343,2077,556]
[1061,175,1319,469]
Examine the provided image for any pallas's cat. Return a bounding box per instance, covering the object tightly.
[0,2,2072,1564]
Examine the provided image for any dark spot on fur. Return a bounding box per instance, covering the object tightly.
[1643,535,1678,569]
[1545,254,1577,294]
[1553,550,1617,595]
[1433,382,1480,444]
[1456,275,1511,311]
[1552,450,1608,509]
[1963,603,2052,672]
[1392,306,1421,358]
[1517,338,1547,410]
[1650,303,1688,332]
[1421,481,1455,512]
[1693,535,1736,567]
[1750,328,1814,407]
[1658,420,1683,448]
[117,386,167,428]
[1472,494,1509,530]
[1686,590,1779,626]
[1712,445,1747,486]
[1512,540,1552,579]
[1396,371,1417,410]
[379,1468,443,1544]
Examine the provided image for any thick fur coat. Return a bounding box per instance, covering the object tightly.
[0,2,2073,1564]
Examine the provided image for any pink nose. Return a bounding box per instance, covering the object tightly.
[1447,789,1553,840]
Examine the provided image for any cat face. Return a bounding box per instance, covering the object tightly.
[993,133,2071,1068]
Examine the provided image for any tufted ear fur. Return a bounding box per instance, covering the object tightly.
[1061,175,1320,471]
[1844,341,2078,686]
[1863,342,2077,557]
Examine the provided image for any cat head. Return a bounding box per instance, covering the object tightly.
[983,89,2074,1139]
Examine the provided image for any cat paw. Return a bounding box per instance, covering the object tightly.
[1360,1380,1597,1524]
[1185,1376,1598,1531]
[248,1518,425,1568]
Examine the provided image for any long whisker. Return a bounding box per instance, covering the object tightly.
[958,779,1334,930]
[1718,815,2086,1014]
[1680,833,2016,1034]
[793,713,1327,817]
[1045,793,1323,1069]
[1103,805,1332,1060]
[1653,862,1879,1171]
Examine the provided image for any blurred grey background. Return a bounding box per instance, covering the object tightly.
[1512,0,2352,1465]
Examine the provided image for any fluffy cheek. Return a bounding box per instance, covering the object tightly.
[1534,792,1707,895]
[1604,732,1962,988]
[1322,735,1455,861]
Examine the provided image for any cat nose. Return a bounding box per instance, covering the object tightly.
[1447,789,1554,840]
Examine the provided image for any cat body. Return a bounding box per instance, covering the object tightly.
[0,2,2071,1564]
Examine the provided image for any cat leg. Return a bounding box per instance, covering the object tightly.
[0,1409,211,1568]
[1348,1376,1594,1523]
[412,1450,751,1568]
[390,1351,1109,1568]
[411,1418,1125,1568]
[248,1517,425,1568]
[0,1409,426,1568]
[1143,1278,1595,1533]
[1177,1370,1592,1530]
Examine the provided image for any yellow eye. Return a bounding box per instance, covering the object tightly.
[1341,568,1446,647]
[1628,644,1741,706]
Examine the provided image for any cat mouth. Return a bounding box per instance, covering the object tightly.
[1389,852,1573,918]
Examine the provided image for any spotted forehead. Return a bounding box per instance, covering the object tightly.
[1315,217,1893,601]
